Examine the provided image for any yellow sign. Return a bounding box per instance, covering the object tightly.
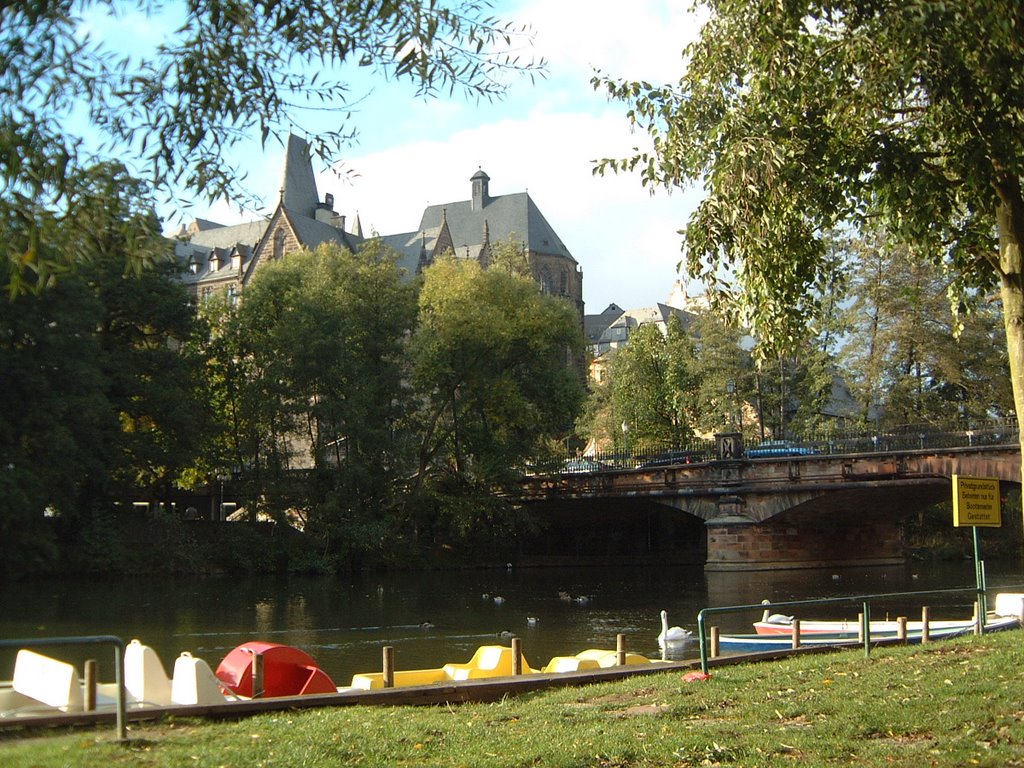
[952,474,1002,528]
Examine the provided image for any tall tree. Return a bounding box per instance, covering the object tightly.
[407,255,585,544]
[2,0,542,293]
[840,228,1013,426]
[595,0,1024,483]
[608,317,702,449]
[208,243,416,561]
[0,162,205,573]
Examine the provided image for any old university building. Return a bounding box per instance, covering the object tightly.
[173,135,584,314]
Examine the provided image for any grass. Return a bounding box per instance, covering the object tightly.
[3,632,1024,767]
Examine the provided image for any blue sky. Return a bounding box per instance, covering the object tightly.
[85,1,709,312]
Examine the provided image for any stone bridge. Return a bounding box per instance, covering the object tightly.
[518,442,1021,571]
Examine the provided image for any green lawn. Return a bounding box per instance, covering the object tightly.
[3,632,1023,767]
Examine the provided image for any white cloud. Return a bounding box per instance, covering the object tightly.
[188,0,708,312]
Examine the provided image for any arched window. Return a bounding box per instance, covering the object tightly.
[539,267,553,295]
[560,269,569,295]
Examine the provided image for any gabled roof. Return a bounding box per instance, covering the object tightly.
[288,212,362,253]
[417,190,576,263]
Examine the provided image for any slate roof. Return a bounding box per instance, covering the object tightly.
[174,137,577,291]
[418,192,576,264]
[279,134,320,219]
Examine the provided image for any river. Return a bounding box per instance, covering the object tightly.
[2,560,1021,687]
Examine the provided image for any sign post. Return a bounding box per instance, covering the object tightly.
[952,474,1002,624]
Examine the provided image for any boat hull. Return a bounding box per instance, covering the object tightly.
[722,615,1020,654]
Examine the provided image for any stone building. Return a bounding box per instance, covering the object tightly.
[174,135,583,314]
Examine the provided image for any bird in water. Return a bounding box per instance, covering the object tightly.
[493,595,505,605]
[419,621,434,629]
[658,610,692,645]
[527,616,539,626]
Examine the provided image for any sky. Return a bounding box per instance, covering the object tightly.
[89,1,710,313]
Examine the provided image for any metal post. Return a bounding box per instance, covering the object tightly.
[698,611,709,675]
[114,642,125,741]
[511,638,522,676]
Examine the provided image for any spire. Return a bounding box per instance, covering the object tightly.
[417,232,431,274]
[353,211,363,238]
[278,134,319,218]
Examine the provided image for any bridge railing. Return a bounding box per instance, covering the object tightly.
[550,417,1019,474]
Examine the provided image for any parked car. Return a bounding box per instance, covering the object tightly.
[639,449,707,468]
[746,440,819,458]
[562,457,609,473]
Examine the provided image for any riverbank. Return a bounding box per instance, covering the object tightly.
[2,631,1022,767]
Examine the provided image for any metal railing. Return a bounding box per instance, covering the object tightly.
[0,635,126,739]
[695,585,1021,675]
[551,417,1019,474]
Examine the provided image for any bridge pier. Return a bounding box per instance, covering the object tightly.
[704,514,906,571]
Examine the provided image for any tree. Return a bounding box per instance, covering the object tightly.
[0,162,206,573]
[839,227,1013,426]
[595,0,1024,484]
[2,0,542,294]
[407,255,585,547]
[207,243,416,563]
[608,317,702,449]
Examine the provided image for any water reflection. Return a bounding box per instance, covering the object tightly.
[1,560,1019,685]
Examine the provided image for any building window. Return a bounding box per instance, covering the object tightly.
[226,284,239,307]
[273,229,286,260]
[560,269,568,295]
[539,267,553,295]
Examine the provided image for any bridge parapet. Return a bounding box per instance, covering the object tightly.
[518,444,1020,571]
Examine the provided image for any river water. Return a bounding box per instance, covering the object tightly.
[2,560,1021,687]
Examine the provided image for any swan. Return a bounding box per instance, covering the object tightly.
[760,599,793,624]
[658,610,691,644]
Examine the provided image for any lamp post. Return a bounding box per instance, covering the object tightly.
[621,421,630,465]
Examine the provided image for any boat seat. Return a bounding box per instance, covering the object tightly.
[171,652,228,705]
[994,593,1024,619]
[542,656,601,673]
[12,649,83,712]
[441,645,534,680]
[574,649,652,667]
[124,639,173,706]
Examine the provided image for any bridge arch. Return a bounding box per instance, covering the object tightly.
[519,445,1020,571]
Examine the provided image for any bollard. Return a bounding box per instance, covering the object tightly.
[511,637,522,676]
[921,606,931,644]
[857,612,864,644]
[251,650,265,698]
[382,646,394,688]
[896,617,907,644]
[974,601,982,636]
[616,634,626,666]
[710,626,720,659]
[84,659,97,712]
[791,619,801,649]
